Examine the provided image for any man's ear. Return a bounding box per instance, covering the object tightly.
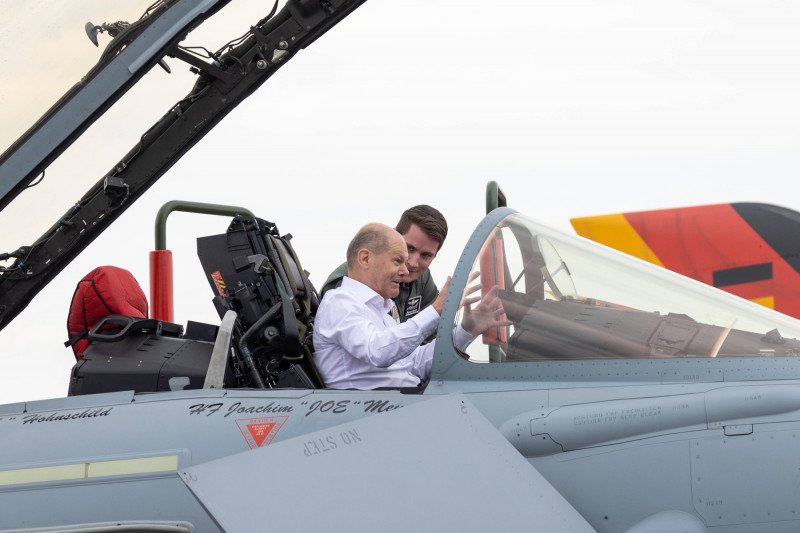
[356,248,371,269]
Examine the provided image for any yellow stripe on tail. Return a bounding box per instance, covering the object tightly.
[570,214,664,267]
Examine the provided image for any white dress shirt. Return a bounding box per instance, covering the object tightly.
[313,276,472,389]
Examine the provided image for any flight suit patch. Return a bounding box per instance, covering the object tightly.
[405,295,422,317]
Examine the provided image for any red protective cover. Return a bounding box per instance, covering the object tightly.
[66,266,148,359]
[480,237,507,345]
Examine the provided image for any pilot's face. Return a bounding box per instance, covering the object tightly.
[400,224,439,283]
[367,232,410,300]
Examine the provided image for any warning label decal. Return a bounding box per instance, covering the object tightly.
[236,416,289,449]
[211,270,226,298]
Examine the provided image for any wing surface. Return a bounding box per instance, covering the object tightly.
[180,394,594,532]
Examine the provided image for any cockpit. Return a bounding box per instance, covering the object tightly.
[456,212,800,363]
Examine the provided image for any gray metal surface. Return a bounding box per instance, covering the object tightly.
[691,430,800,526]
[203,310,236,389]
[180,394,594,532]
[624,511,708,533]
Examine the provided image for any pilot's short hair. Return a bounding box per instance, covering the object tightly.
[395,205,448,251]
[346,225,391,270]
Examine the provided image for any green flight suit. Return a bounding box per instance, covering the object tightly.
[319,262,439,323]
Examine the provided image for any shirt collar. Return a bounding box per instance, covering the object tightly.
[341,276,394,312]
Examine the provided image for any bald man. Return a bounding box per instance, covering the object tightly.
[313,223,507,389]
[320,205,448,324]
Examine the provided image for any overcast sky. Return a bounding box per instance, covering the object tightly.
[1,0,799,404]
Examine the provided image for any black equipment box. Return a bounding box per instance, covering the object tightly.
[68,317,214,396]
[69,214,322,396]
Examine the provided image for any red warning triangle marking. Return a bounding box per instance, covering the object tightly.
[235,416,289,449]
[246,422,277,448]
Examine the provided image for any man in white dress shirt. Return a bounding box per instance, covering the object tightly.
[313,222,507,389]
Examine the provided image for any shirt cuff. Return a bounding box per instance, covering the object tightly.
[453,325,475,351]
[412,305,441,337]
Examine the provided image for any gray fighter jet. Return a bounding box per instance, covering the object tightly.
[2,1,800,532]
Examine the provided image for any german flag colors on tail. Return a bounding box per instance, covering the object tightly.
[571,203,800,319]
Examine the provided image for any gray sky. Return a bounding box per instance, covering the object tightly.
[1,0,800,404]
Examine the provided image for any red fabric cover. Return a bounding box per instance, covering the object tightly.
[67,266,148,360]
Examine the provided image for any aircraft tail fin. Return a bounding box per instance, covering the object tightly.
[571,203,800,320]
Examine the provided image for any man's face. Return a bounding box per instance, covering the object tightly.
[366,232,410,299]
[400,223,439,283]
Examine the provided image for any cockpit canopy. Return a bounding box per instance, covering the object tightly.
[457,212,800,363]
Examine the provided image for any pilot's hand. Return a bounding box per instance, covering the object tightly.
[461,271,481,303]
[461,284,512,336]
[432,276,452,315]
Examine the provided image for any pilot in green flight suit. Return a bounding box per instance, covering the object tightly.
[319,205,448,327]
